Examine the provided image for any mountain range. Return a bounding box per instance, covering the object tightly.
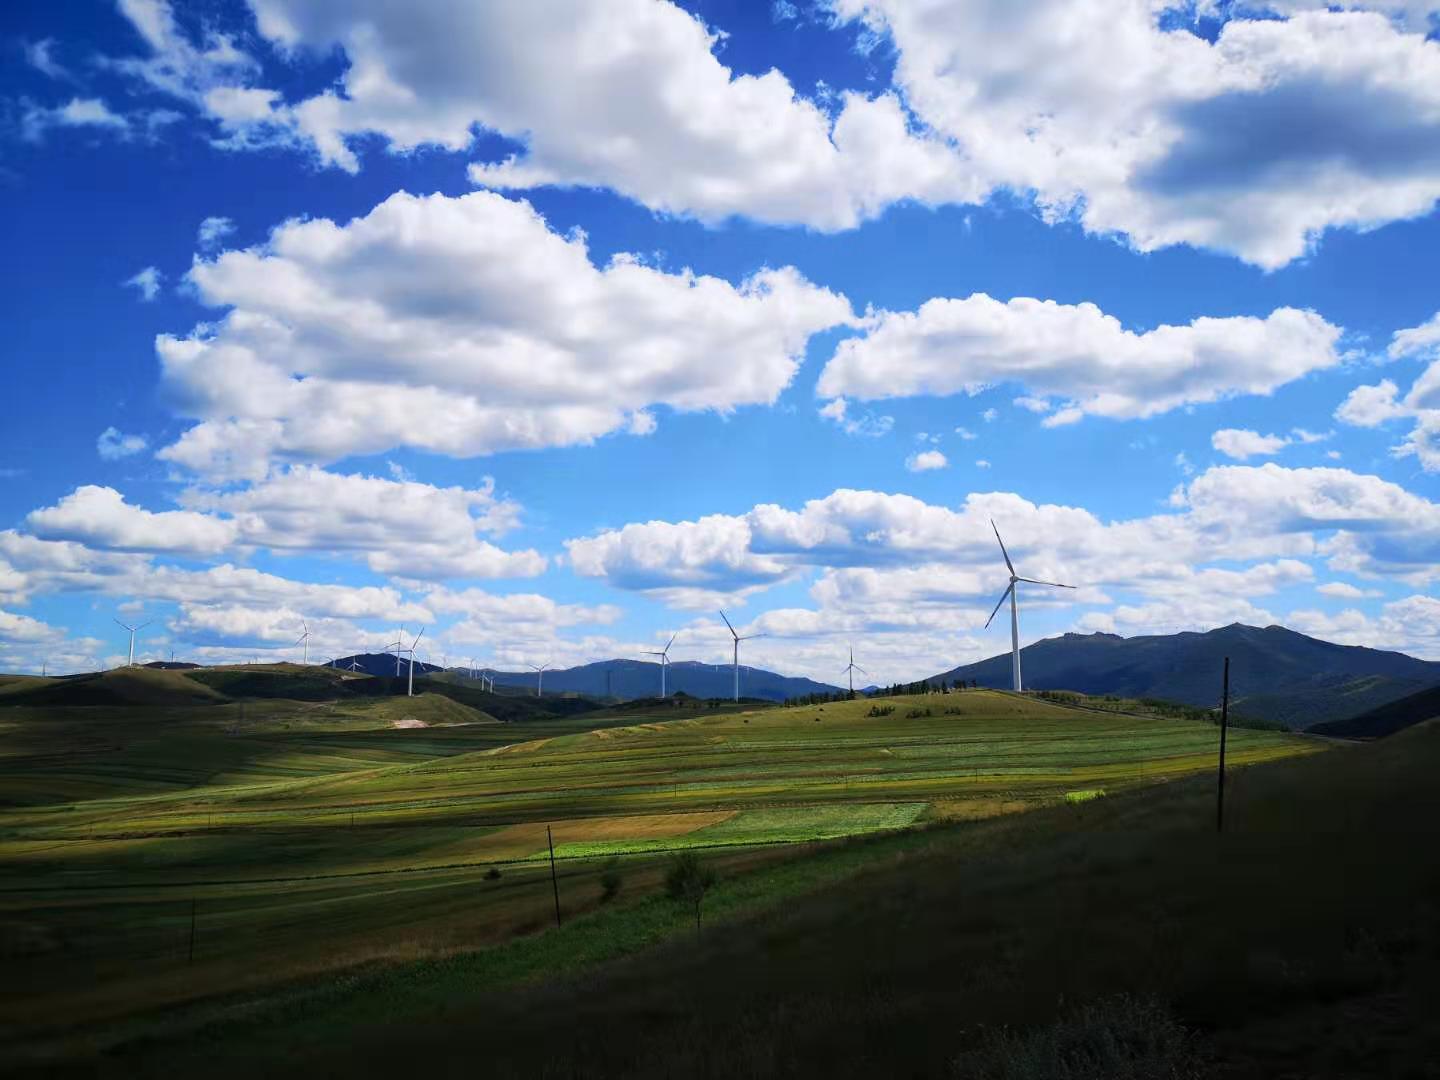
[929,623,1440,730]
[484,658,843,703]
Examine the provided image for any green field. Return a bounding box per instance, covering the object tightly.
[0,676,1321,1067]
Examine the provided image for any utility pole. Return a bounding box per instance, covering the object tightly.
[1217,656,1229,834]
[547,825,562,928]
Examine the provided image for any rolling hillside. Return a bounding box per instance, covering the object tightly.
[486,657,844,702]
[931,623,1440,730]
[1309,683,1440,739]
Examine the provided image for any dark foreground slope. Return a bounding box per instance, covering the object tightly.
[1311,682,1440,739]
[933,623,1440,729]
[62,723,1440,1080]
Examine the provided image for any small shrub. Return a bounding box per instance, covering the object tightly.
[484,865,502,881]
[599,858,623,902]
[905,708,926,719]
[665,851,717,932]
[952,994,1202,1080]
[867,705,896,718]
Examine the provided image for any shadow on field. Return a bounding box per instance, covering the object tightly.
[58,720,1440,1079]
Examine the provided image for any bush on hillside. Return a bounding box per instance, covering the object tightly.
[599,859,623,902]
[665,852,717,931]
[951,994,1202,1079]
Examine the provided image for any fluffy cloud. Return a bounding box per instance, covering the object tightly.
[156,189,851,479]
[819,296,1341,423]
[0,531,430,623]
[905,449,948,472]
[21,97,129,141]
[1316,581,1382,599]
[566,514,791,609]
[1287,594,1440,658]
[96,427,148,460]
[126,0,976,227]
[95,1,1440,266]
[24,38,72,82]
[1211,428,1289,460]
[24,469,544,581]
[26,486,239,555]
[0,608,66,644]
[197,215,235,248]
[1335,310,1440,470]
[568,466,1440,629]
[123,265,162,301]
[835,1,1440,268]
[818,397,894,438]
[183,466,544,580]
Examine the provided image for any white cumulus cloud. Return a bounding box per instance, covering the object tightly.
[819,295,1342,424]
[156,189,851,479]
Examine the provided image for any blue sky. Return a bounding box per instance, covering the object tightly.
[2,0,1440,681]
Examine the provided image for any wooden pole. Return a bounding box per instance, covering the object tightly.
[1217,656,1229,834]
[547,826,562,928]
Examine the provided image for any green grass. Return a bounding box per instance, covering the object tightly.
[106,723,1440,1079]
[0,686,1324,1066]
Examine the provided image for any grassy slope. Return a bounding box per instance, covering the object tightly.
[71,721,1440,1080]
[0,690,1320,1065]
[1309,682,1440,739]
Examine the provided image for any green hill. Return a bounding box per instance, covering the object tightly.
[0,666,228,708]
[1310,683,1440,739]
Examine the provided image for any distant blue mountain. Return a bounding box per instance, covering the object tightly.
[326,653,443,679]
[929,623,1440,730]
[487,657,843,702]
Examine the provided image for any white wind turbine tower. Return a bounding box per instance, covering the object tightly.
[718,611,763,703]
[528,661,551,697]
[294,620,310,666]
[113,617,151,668]
[347,657,362,672]
[401,627,425,697]
[983,520,1075,692]
[644,633,678,697]
[842,644,867,695]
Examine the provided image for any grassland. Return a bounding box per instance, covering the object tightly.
[0,680,1322,1069]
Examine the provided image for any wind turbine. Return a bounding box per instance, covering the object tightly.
[644,633,678,697]
[528,661,551,697]
[294,620,310,666]
[347,657,362,672]
[718,611,763,703]
[842,644,867,695]
[983,520,1075,692]
[401,627,425,697]
[113,617,151,668]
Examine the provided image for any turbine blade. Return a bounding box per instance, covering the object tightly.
[414,627,425,645]
[718,609,737,637]
[854,665,868,676]
[1015,577,1076,589]
[113,618,130,630]
[991,519,1014,574]
[983,583,1014,629]
[665,632,677,652]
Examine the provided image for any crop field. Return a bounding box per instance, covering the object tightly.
[0,682,1320,1061]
